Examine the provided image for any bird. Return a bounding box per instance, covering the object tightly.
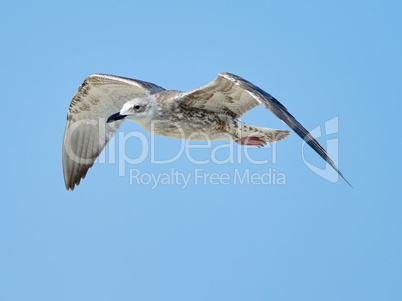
[62,73,351,190]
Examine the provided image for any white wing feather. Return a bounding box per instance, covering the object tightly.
[62,74,164,190]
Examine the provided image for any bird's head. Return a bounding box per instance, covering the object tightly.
[107,97,154,124]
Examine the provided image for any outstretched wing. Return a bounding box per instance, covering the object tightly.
[62,74,165,190]
[179,73,351,186]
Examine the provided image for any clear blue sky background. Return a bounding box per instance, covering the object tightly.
[1,1,401,300]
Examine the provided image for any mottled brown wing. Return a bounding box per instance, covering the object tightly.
[180,72,351,186]
[62,74,165,190]
[178,73,260,118]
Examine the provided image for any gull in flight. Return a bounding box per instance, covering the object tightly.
[62,73,350,190]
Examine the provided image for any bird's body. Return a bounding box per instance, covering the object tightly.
[132,90,289,143]
[129,90,229,140]
[62,72,350,190]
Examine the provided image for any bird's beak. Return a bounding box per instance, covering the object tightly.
[107,112,127,123]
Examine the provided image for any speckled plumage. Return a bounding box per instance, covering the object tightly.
[121,90,289,143]
[62,73,350,190]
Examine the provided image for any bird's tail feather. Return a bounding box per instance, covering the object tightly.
[235,123,290,144]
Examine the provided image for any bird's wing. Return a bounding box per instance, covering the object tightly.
[62,74,165,190]
[178,73,260,118]
[179,72,351,186]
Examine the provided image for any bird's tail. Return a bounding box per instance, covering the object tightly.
[233,123,290,146]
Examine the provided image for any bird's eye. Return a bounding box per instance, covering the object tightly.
[134,105,141,111]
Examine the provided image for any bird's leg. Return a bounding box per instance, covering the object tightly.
[235,137,267,147]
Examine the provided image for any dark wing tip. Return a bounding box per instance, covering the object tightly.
[230,75,352,187]
[338,172,353,188]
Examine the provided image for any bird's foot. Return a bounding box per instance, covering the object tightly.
[235,137,267,147]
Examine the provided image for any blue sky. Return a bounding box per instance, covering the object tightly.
[1,0,401,300]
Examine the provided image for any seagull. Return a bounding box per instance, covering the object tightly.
[62,73,351,190]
